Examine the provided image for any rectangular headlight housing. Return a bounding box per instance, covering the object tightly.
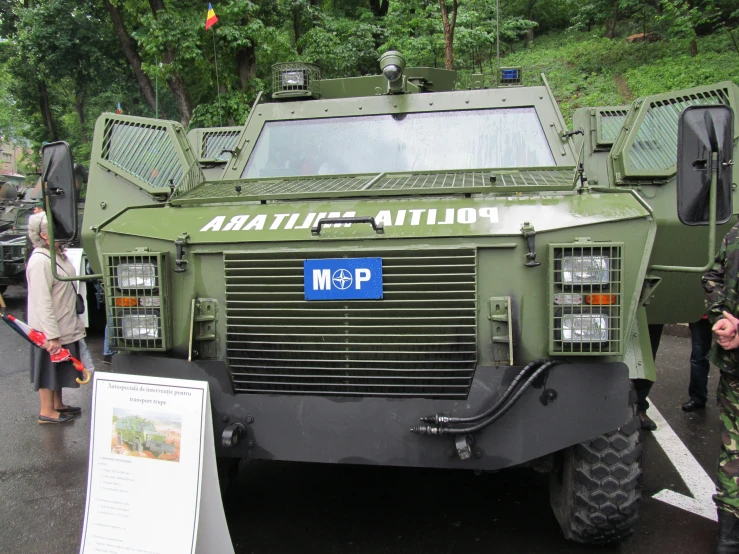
[561,256,610,285]
[116,263,157,289]
[559,310,609,343]
[121,312,160,340]
[105,253,170,351]
[549,243,623,355]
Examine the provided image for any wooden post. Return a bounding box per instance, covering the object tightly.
[0,291,6,309]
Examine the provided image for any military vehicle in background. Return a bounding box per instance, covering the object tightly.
[0,202,37,293]
[115,416,175,455]
[40,52,735,544]
[0,168,96,306]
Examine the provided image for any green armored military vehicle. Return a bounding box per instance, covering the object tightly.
[115,416,174,455]
[40,52,735,544]
[0,202,37,293]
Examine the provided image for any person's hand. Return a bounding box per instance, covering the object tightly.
[714,311,739,350]
[45,338,62,355]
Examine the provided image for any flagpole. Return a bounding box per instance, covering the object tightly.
[155,56,159,119]
[212,28,223,126]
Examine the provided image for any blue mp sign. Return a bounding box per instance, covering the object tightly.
[304,258,383,300]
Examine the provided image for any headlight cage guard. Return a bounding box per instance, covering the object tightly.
[104,252,171,351]
[548,243,623,355]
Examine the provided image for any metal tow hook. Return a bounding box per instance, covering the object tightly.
[222,422,247,448]
[520,222,541,268]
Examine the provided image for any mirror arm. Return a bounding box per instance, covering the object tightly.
[45,196,102,282]
[650,166,717,273]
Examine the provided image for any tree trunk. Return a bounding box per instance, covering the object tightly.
[439,0,458,70]
[293,7,302,52]
[369,0,389,17]
[310,0,320,26]
[103,0,160,116]
[75,87,88,144]
[526,27,535,45]
[236,45,256,90]
[166,73,193,126]
[38,80,57,141]
[689,38,698,57]
[149,0,192,125]
[606,17,617,39]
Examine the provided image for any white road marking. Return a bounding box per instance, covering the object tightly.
[647,401,718,521]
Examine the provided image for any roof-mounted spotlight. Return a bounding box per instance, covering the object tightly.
[380,51,406,94]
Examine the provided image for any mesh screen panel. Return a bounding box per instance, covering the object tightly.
[549,244,623,355]
[224,249,478,398]
[102,119,183,189]
[105,253,169,351]
[201,129,240,160]
[598,109,628,144]
[628,88,729,171]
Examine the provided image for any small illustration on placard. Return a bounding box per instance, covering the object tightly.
[111,409,182,462]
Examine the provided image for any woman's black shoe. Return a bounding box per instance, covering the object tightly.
[717,509,739,553]
[38,413,74,424]
[57,405,82,414]
[682,400,706,412]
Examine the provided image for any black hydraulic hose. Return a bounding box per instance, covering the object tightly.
[442,358,547,424]
[439,360,559,434]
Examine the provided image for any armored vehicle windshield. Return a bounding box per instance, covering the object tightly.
[242,107,556,179]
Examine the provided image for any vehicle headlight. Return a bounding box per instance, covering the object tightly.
[121,314,159,340]
[281,70,305,87]
[117,263,157,289]
[562,256,610,285]
[561,313,609,343]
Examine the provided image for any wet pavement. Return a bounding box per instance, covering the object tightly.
[0,284,723,553]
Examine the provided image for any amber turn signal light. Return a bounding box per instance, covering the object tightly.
[115,297,139,307]
[585,294,617,305]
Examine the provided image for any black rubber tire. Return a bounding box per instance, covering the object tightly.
[549,407,642,544]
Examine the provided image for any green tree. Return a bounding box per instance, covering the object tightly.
[657,0,719,56]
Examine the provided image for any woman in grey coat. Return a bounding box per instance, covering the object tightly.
[26,212,86,424]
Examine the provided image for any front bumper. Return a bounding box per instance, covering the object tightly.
[114,356,630,471]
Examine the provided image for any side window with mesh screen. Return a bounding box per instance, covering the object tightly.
[102,119,185,189]
[201,129,240,160]
[626,88,729,173]
[597,108,628,146]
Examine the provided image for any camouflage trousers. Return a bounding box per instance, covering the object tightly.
[716,373,739,516]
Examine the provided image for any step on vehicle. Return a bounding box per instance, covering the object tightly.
[40,52,736,544]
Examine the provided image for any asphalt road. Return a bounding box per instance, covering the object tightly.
[0,284,723,554]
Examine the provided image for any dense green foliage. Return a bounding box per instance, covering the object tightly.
[0,0,737,166]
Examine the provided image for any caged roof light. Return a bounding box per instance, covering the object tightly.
[272,63,321,100]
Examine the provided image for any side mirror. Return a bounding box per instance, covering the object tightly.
[676,104,734,226]
[41,141,78,242]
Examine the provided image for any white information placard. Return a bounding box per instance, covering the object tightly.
[80,372,234,554]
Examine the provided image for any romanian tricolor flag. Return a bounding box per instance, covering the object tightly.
[205,3,218,30]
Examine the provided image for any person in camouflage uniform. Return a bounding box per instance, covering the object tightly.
[703,222,739,554]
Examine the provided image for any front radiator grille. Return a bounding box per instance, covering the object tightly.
[224,249,478,398]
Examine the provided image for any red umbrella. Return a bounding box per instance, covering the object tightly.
[1,313,91,384]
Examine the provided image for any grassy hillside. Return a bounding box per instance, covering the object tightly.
[488,30,739,124]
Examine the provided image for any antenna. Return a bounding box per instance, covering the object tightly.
[496,0,500,83]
